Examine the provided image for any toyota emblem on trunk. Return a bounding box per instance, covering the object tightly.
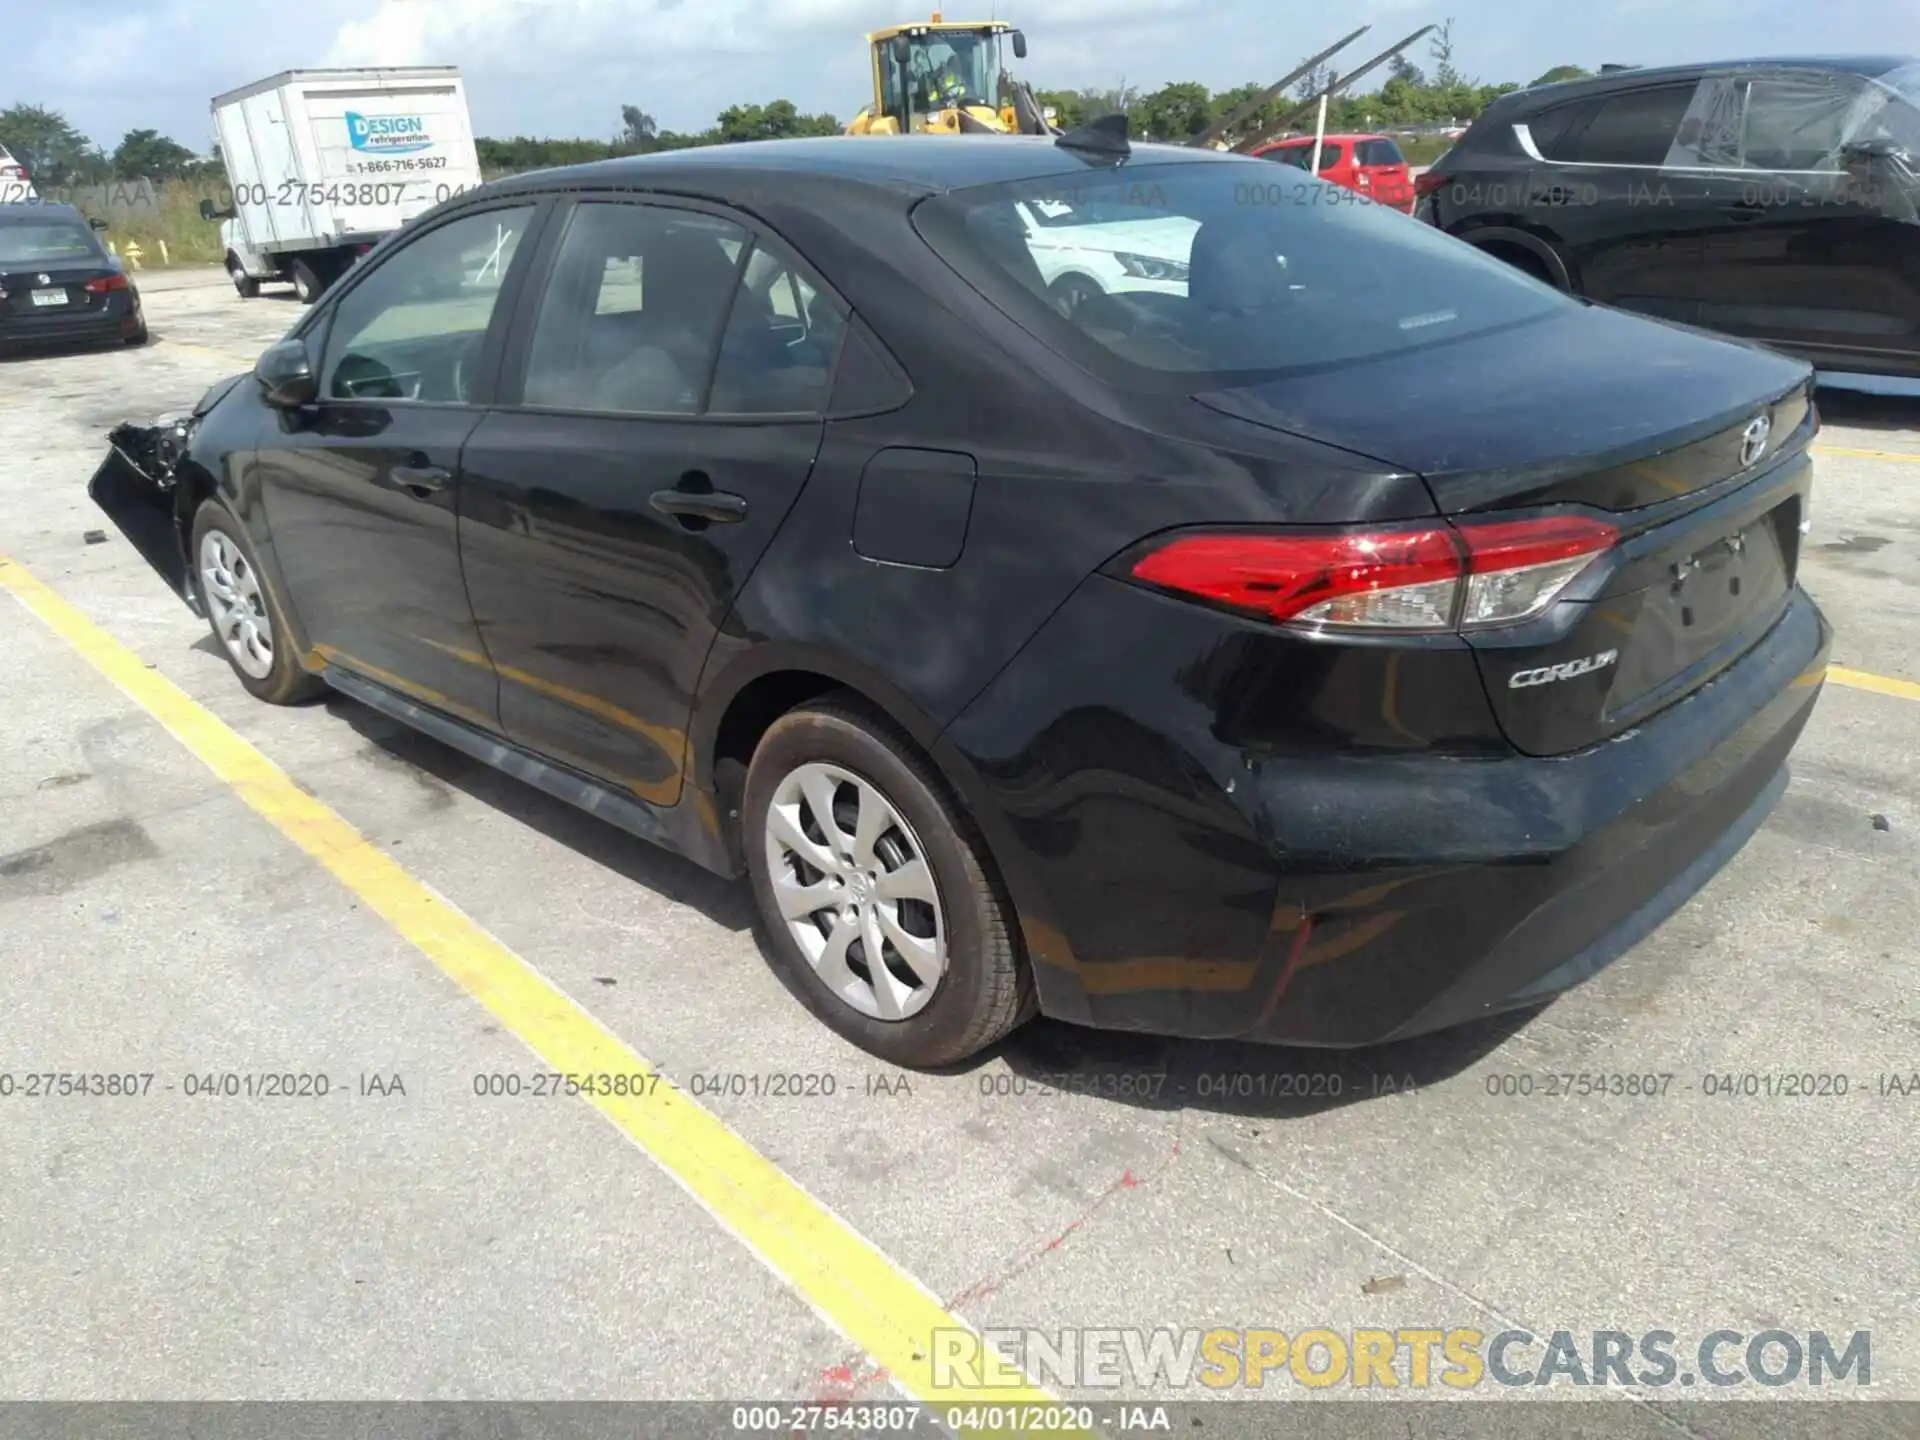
[1739,413,1772,468]
[35,273,49,286]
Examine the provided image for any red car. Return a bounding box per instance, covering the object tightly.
[1249,132,1416,213]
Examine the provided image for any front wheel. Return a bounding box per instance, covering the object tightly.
[227,254,260,299]
[743,698,1031,1068]
[189,503,326,705]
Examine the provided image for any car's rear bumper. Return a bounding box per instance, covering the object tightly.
[0,306,141,350]
[943,581,1831,1048]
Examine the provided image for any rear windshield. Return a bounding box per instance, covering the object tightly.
[1354,138,1405,166]
[911,159,1570,385]
[0,222,99,267]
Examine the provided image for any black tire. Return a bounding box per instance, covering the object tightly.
[227,254,260,299]
[1050,272,1103,319]
[123,321,149,347]
[188,502,326,705]
[290,258,326,305]
[743,695,1031,1068]
[1476,238,1562,289]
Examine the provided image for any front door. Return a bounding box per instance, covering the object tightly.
[256,201,543,729]
[1692,68,1920,371]
[458,198,847,804]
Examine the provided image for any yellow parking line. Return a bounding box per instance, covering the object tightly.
[1828,665,1920,703]
[0,553,1075,1436]
[158,339,255,368]
[1813,445,1920,463]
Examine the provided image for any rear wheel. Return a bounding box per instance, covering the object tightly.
[1476,238,1562,289]
[226,254,260,299]
[743,697,1030,1068]
[290,258,327,305]
[189,503,325,705]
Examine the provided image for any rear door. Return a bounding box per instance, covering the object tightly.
[456,197,845,804]
[1515,79,1716,321]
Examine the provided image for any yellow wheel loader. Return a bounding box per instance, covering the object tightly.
[846,12,1057,137]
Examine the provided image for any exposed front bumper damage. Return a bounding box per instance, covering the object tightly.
[90,412,201,615]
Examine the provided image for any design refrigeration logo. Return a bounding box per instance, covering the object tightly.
[933,1325,1872,1391]
[346,111,434,156]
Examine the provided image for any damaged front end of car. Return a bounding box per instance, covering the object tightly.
[88,374,247,616]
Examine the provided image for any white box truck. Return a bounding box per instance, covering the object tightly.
[202,67,484,304]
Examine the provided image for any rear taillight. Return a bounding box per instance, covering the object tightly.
[84,273,128,293]
[1127,515,1617,634]
[1413,170,1447,197]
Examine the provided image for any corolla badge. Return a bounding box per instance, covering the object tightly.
[1509,649,1619,689]
[1739,413,1772,468]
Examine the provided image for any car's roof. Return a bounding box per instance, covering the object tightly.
[481,134,1239,205]
[0,201,84,224]
[1517,53,1913,101]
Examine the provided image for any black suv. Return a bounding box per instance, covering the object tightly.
[1417,56,1920,380]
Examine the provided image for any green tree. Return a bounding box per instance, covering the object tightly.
[0,103,102,185]
[1131,82,1212,142]
[1388,54,1426,88]
[1530,64,1592,86]
[1429,19,1463,90]
[111,129,199,180]
[713,99,840,143]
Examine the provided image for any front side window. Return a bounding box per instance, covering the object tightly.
[1739,71,1871,170]
[1267,143,1346,172]
[521,202,747,415]
[321,204,535,403]
[0,221,100,267]
[1355,138,1406,166]
[914,160,1570,383]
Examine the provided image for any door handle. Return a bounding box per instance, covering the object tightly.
[392,463,450,498]
[1719,202,1769,221]
[650,480,748,525]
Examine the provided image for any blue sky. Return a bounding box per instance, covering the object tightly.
[0,0,1908,152]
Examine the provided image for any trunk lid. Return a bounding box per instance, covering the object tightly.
[1193,304,1816,756]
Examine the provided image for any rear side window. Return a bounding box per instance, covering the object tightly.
[1561,84,1699,164]
[1523,97,1604,160]
[913,160,1570,384]
[1355,138,1405,166]
[521,202,746,415]
[707,236,848,414]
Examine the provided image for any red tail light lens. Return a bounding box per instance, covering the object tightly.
[1413,170,1447,197]
[1127,515,1617,634]
[84,273,128,293]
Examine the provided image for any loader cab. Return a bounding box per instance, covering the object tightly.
[864,17,1026,134]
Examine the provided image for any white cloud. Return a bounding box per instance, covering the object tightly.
[12,0,1917,155]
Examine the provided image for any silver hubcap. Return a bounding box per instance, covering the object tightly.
[198,530,274,679]
[765,762,947,1021]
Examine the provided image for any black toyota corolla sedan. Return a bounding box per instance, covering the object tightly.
[0,202,148,355]
[91,128,1831,1067]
